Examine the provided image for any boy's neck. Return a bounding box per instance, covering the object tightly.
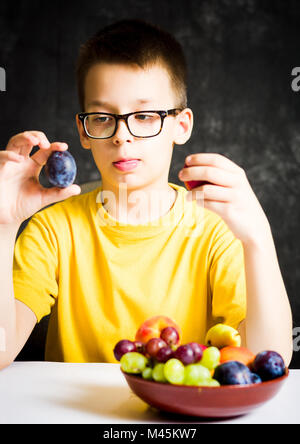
[100,183,178,225]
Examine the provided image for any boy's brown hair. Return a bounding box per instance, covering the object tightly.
[76,19,188,112]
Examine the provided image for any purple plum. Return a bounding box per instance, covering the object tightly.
[214,361,253,385]
[45,151,77,188]
[252,351,285,381]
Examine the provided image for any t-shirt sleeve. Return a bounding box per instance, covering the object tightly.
[13,213,58,323]
[208,216,247,329]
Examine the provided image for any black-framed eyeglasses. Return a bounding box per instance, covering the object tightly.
[77,108,183,139]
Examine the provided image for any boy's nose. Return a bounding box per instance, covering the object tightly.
[112,119,134,145]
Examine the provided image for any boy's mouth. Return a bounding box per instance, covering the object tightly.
[113,158,141,172]
[113,157,141,163]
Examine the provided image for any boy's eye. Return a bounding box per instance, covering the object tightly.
[134,113,156,121]
[92,115,113,124]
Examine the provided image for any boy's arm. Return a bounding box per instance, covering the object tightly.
[240,227,293,365]
[0,131,80,369]
[0,223,37,368]
[179,153,293,366]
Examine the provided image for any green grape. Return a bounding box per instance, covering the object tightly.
[152,363,167,383]
[203,378,220,387]
[200,346,220,370]
[163,358,185,385]
[184,364,211,386]
[120,352,148,374]
[142,367,153,380]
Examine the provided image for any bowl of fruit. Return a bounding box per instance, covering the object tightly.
[114,316,289,418]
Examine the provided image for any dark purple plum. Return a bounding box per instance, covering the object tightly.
[45,151,77,188]
[173,344,195,365]
[113,339,136,361]
[214,361,253,385]
[156,346,174,363]
[249,373,262,384]
[252,351,286,381]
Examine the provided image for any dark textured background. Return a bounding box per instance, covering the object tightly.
[0,0,300,368]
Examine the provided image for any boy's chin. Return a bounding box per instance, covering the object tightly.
[107,176,146,191]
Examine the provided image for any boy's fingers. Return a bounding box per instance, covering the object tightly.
[203,200,227,216]
[0,150,24,164]
[186,184,232,203]
[41,184,81,207]
[180,165,236,187]
[30,142,68,167]
[25,131,51,149]
[185,153,241,173]
[6,131,50,156]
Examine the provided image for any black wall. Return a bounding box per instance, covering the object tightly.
[1,0,300,368]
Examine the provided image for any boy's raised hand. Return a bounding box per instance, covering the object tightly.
[0,131,81,225]
[179,153,270,244]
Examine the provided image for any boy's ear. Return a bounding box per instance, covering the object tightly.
[173,108,193,145]
[76,114,91,150]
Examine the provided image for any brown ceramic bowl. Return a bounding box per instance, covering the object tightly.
[122,368,289,418]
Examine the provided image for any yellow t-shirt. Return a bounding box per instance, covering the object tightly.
[13,182,246,362]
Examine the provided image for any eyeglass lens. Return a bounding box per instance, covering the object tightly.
[84,112,162,138]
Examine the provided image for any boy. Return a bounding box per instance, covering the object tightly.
[0,19,293,367]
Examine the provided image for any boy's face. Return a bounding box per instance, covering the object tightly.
[76,62,193,193]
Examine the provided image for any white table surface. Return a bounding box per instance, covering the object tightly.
[0,362,299,424]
